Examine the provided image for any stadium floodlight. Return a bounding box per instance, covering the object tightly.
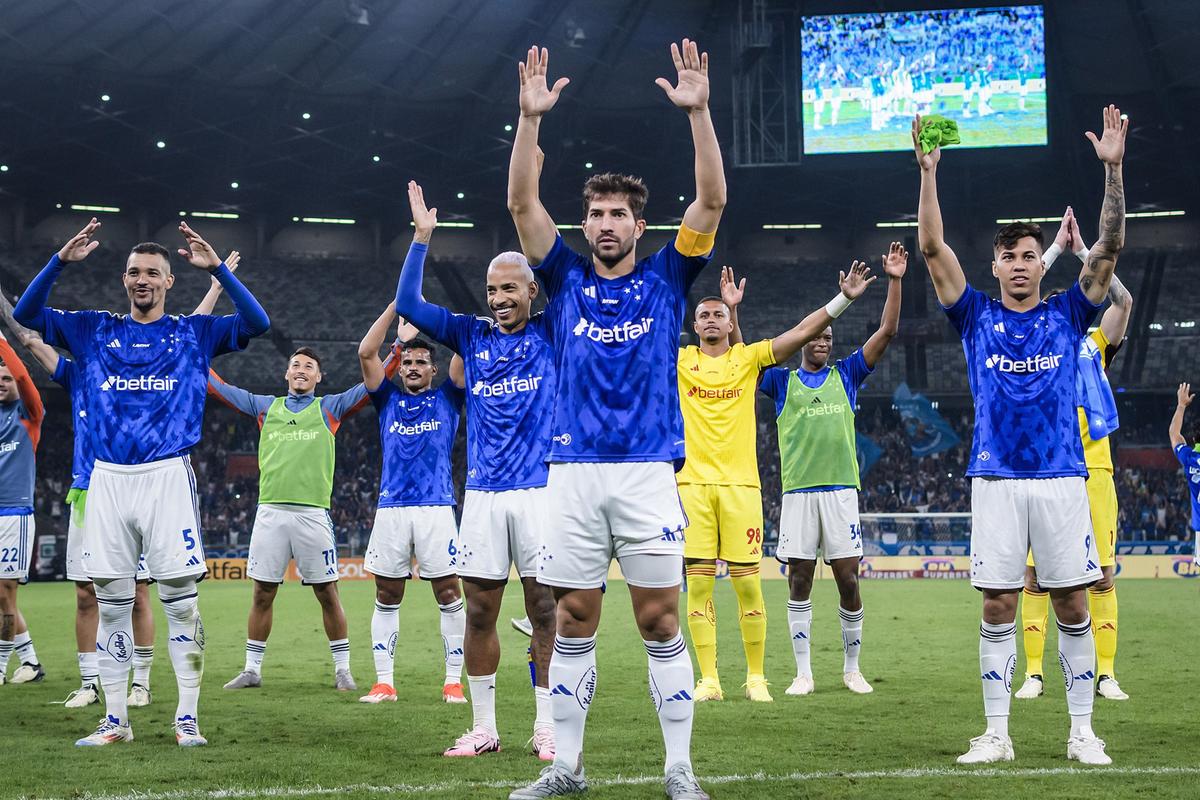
[55,203,62,209]
[678,195,685,201]
[410,221,474,229]
[875,221,918,228]
[185,211,240,220]
[372,155,381,163]
[156,140,166,149]
[504,124,513,132]
[0,165,8,172]
[100,94,111,102]
[1127,210,1185,219]
[762,223,822,230]
[456,192,465,199]
[70,204,120,213]
[302,112,311,120]
[584,162,593,169]
[301,217,355,225]
[643,224,681,231]
[230,181,239,189]
[995,215,1061,224]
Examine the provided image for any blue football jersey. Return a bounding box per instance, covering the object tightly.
[535,234,710,465]
[51,356,93,490]
[427,310,556,491]
[41,310,248,465]
[1174,444,1200,532]
[943,283,1101,478]
[369,379,463,507]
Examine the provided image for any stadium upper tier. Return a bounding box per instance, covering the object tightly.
[1,246,1193,395]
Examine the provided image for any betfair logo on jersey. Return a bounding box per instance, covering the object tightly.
[471,375,544,397]
[0,441,18,454]
[686,386,742,399]
[984,353,1063,374]
[388,419,441,436]
[267,428,320,442]
[800,401,846,418]
[99,374,180,392]
[571,316,654,343]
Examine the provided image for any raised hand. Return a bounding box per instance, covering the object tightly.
[882,242,909,279]
[655,39,709,112]
[58,218,101,263]
[177,222,222,270]
[1085,104,1128,166]
[839,260,877,300]
[1053,207,1072,250]
[1179,382,1194,408]
[719,265,746,308]
[1067,207,1089,252]
[911,115,940,171]
[397,311,419,343]
[408,180,438,243]
[518,46,570,118]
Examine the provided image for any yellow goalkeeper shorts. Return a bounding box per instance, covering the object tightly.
[679,483,764,563]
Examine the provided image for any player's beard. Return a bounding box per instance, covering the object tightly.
[589,234,635,268]
[130,288,160,314]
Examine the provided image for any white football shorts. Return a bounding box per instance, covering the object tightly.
[364,505,458,580]
[248,503,339,584]
[776,488,863,563]
[457,487,546,581]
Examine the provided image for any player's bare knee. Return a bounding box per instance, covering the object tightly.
[374,577,405,606]
[526,589,557,633]
[981,589,1019,624]
[634,601,680,642]
[75,581,97,610]
[432,580,461,607]
[1049,587,1088,625]
[787,561,815,601]
[310,582,339,608]
[1092,567,1115,592]
[251,581,279,609]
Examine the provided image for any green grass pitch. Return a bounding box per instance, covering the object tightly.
[7,579,1199,799]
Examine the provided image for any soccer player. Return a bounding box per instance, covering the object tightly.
[680,261,878,704]
[1169,384,1200,564]
[762,245,905,698]
[913,105,1127,765]
[394,181,558,758]
[14,218,271,747]
[505,39,724,800]
[0,328,43,687]
[0,275,250,704]
[1017,207,1133,702]
[357,304,467,706]
[212,304,404,693]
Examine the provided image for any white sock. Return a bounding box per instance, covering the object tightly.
[786,599,812,677]
[0,639,13,674]
[439,598,465,685]
[132,645,153,687]
[245,639,267,674]
[534,685,553,732]
[94,580,135,726]
[839,605,864,674]
[1057,617,1097,735]
[371,601,399,686]
[979,620,1016,737]
[78,651,100,687]
[329,638,351,672]
[14,631,38,665]
[645,633,694,772]
[468,673,497,735]
[550,635,596,775]
[160,582,204,724]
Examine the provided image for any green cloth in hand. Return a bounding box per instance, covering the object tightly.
[918,115,961,153]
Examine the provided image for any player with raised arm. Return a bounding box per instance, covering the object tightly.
[395,181,559,759]
[506,39,725,800]
[913,105,1127,765]
[1017,207,1134,702]
[13,219,270,747]
[0,264,235,706]
[760,247,904,698]
[681,261,877,704]
[1169,384,1200,565]
[0,327,43,688]
[357,304,468,706]
[213,303,404,694]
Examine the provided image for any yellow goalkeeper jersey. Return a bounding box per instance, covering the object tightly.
[676,340,776,487]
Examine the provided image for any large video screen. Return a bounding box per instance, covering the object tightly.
[801,6,1046,154]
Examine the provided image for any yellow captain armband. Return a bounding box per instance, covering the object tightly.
[675,224,716,257]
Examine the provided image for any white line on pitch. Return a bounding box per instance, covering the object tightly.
[30,765,1200,800]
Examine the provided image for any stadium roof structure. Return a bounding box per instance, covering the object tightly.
[0,0,1196,235]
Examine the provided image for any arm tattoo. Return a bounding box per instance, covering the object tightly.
[1080,163,1125,295]
[1107,273,1132,308]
